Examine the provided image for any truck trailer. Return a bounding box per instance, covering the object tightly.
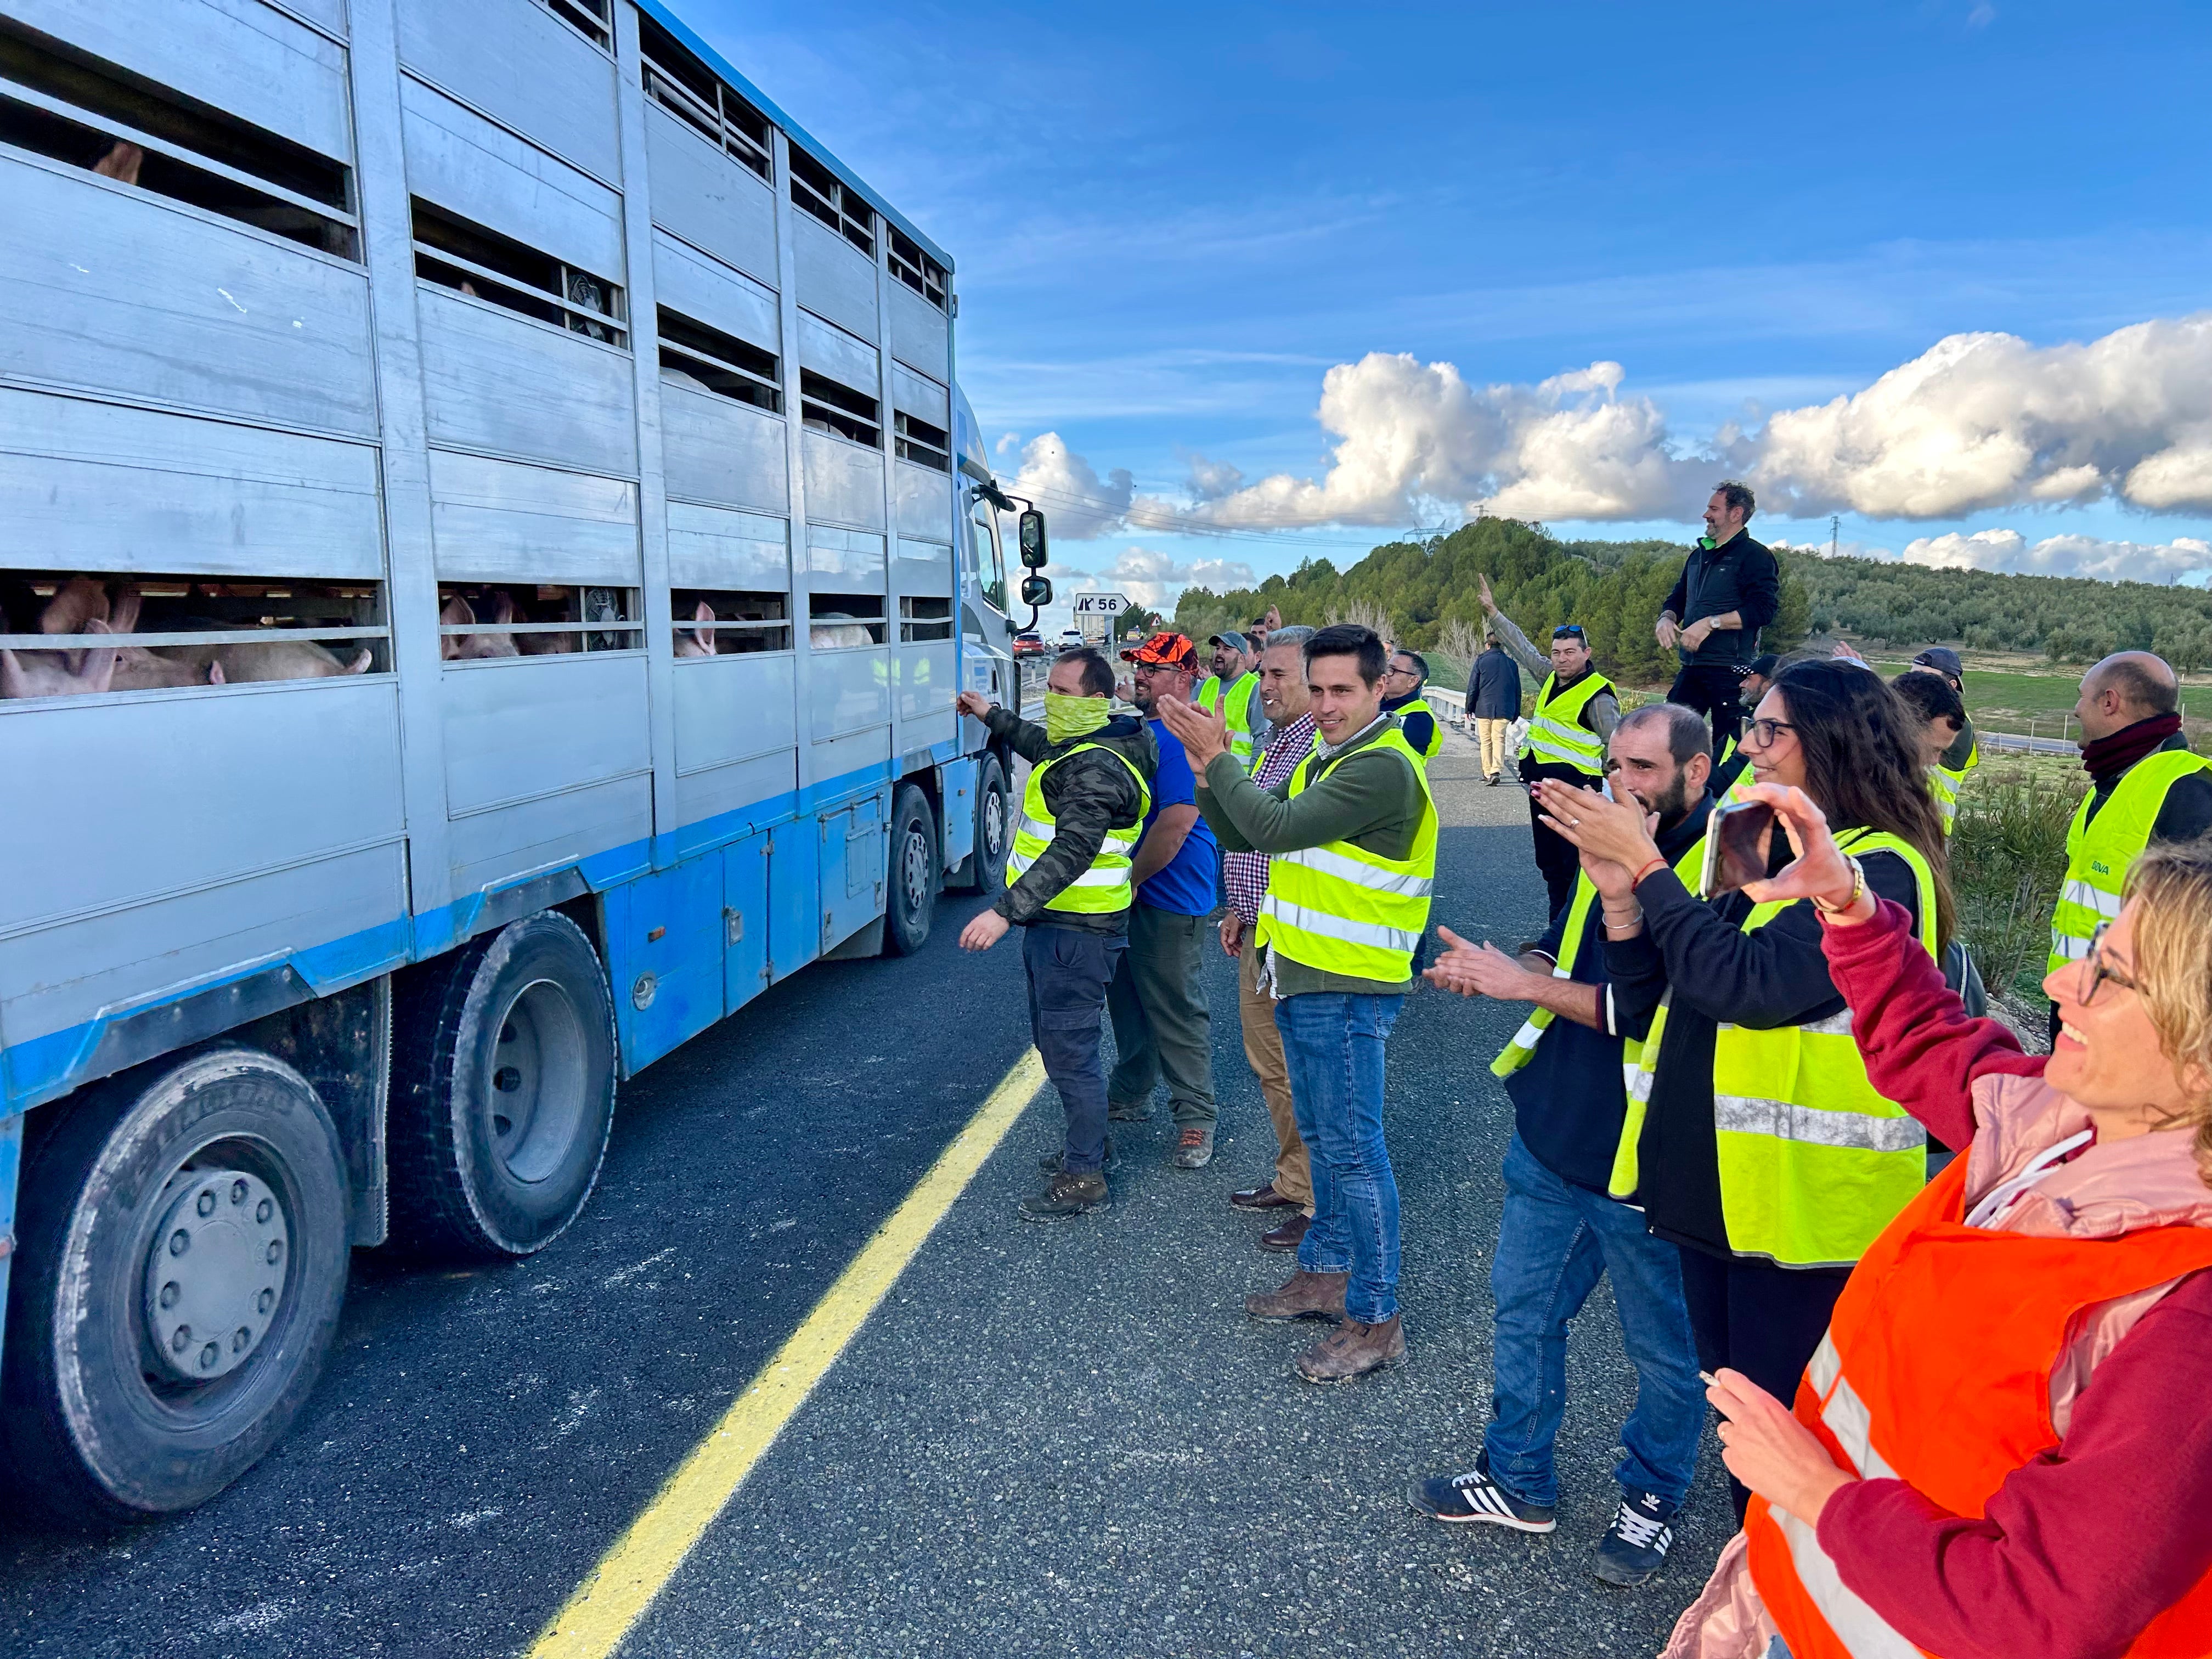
[0,0,1035,1520]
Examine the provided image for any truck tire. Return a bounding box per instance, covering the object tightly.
[388,911,616,1260]
[1,1048,350,1523]
[946,753,1009,896]
[883,783,939,957]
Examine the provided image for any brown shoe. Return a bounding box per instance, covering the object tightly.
[1244,1269,1348,1323]
[1230,1181,1295,1210]
[1260,1212,1311,1252]
[1295,1313,1407,1384]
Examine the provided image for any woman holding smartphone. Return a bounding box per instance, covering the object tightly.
[1533,659,1952,1520]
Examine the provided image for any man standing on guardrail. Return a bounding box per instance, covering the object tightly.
[1653,481,1779,756]
[1164,624,1437,1384]
[955,649,1158,1221]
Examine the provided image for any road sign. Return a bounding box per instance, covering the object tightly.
[1071,592,1130,616]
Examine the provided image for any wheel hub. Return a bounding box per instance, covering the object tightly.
[901,826,931,911]
[983,789,1006,859]
[143,1170,287,1383]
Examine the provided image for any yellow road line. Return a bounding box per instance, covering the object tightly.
[528,1046,1048,1659]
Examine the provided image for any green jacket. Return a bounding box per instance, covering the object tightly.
[1195,714,1430,995]
[985,706,1157,935]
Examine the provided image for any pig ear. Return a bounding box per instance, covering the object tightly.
[109,587,141,633]
[345,648,372,674]
[693,600,715,623]
[488,591,518,625]
[0,650,24,698]
[81,641,117,694]
[208,659,225,685]
[43,578,109,635]
[440,594,475,627]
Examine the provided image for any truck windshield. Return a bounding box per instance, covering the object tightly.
[969,497,1007,613]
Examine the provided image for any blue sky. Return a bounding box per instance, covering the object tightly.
[676,0,2212,618]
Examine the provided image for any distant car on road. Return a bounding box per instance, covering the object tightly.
[1057,629,1086,650]
[1012,630,1047,658]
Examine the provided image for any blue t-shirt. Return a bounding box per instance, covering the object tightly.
[1135,718,1220,916]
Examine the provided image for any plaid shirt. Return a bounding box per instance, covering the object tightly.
[1222,712,1317,924]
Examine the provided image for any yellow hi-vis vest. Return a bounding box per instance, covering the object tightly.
[1518,669,1613,776]
[1929,732,1978,836]
[1492,830,1709,1100]
[2048,748,2212,973]
[1200,670,1262,770]
[1612,830,1940,1267]
[1255,726,1439,983]
[1005,743,1152,915]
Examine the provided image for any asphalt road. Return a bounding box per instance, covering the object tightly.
[1,725,1733,1657]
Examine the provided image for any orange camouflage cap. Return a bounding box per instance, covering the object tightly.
[1120,630,1198,669]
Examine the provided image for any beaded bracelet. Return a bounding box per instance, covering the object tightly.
[1810,856,1867,916]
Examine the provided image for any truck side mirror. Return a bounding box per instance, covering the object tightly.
[1020,574,1052,608]
[1017,510,1048,569]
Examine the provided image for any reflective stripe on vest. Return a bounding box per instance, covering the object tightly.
[2049,748,2211,974]
[1592,833,1711,1199]
[1221,671,1262,769]
[1255,727,1438,981]
[1929,733,1978,836]
[1517,670,1613,775]
[1003,742,1152,915]
[1743,1158,2212,1659]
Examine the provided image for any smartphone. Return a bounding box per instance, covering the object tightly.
[1701,800,1775,897]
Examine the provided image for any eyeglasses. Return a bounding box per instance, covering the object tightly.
[1552,624,1586,640]
[1383,664,1419,678]
[1742,716,1798,748]
[2079,921,2141,1007]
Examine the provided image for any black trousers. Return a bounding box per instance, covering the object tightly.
[1520,766,1584,924]
[1669,662,1745,755]
[1675,1248,1851,1522]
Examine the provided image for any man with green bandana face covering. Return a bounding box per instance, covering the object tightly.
[957,648,1158,1220]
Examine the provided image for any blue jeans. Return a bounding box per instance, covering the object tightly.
[1274,991,1402,1324]
[1022,923,1126,1174]
[1483,1131,1705,1509]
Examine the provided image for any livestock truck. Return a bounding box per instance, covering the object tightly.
[0,0,1050,1520]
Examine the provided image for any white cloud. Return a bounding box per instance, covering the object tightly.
[1895,530,2212,583]
[1077,545,1256,608]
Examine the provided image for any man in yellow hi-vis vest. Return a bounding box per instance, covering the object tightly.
[1407,704,1715,1584]
[956,648,1156,1221]
[1163,623,1437,1385]
[2049,650,2212,1041]
[1197,630,1269,771]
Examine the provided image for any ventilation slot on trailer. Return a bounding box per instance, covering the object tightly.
[808,594,884,649]
[437,584,641,661]
[639,13,771,183]
[670,590,791,656]
[0,21,357,257]
[534,0,612,53]
[413,199,628,347]
[899,597,951,644]
[658,308,780,413]
[800,370,879,449]
[894,409,950,472]
[0,572,386,701]
[887,227,946,311]
[788,146,873,257]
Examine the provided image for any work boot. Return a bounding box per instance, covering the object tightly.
[1295,1313,1407,1384]
[1018,1169,1108,1221]
[1172,1125,1215,1169]
[1260,1212,1311,1251]
[1037,1135,1113,1173]
[1244,1269,1348,1323]
[1107,1097,1153,1122]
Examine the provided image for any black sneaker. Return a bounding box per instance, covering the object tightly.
[1018,1169,1108,1221]
[1406,1460,1555,1533]
[1592,1489,1678,1587]
[1037,1136,1114,1173]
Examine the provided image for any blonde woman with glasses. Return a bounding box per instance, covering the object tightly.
[1664,796,2212,1659]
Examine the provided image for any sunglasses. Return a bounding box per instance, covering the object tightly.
[1552,624,1586,640]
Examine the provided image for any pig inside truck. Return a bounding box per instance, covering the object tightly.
[0,0,1048,1521]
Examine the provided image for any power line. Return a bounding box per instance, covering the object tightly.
[1017,482,1448,552]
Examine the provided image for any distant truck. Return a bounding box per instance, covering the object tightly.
[0,0,1043,1520]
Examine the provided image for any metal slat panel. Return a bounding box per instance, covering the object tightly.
[672,651,794,776]
[417,289,637,475]
[9,0,354,162]
[427,449,639,584]
[805,525,885,596]
[445,773,652,898]
[651,230,778,353]
[891,461,953,545]
[644,108,778,290]
[888,362,948,426]
[399,76,625,280]
[892,536,952,599]
[439,651,649,816]
[393,0,618,183]
[659,383,788,514]
[807,647,889,741]
[1,159,375,435]
[888,283,950,387]
[898,641,955,729]
[797,311,877,390]
[664,502,788,590]
[0,388,382,578]
[790,215,876,344]
[672,748,795,839]
[800,432,885,532]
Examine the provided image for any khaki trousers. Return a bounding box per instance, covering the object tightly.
[1476,718,1510,778]
[1239,943,1312,1214]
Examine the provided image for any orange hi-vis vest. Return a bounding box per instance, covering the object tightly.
[1746,1153,2212,1659]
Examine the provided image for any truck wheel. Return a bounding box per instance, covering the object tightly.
[1,1049,350,1523]
[946,753,1009,896]
[388,911,616,1260]
[883,784,939,956]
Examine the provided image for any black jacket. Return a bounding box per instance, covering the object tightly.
[1663,534,1780,668]
[984,706,1156,935]
[1507,794,1713,1194]
[1469,647,1522,719]
[1604,836,1925,1258]
[1380,690,1436,757]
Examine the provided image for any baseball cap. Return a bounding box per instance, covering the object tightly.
[1121,630,1198,668]
[1739,653,1780,681]
[1912,646,1965,679]
[1208,630,1251,654]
